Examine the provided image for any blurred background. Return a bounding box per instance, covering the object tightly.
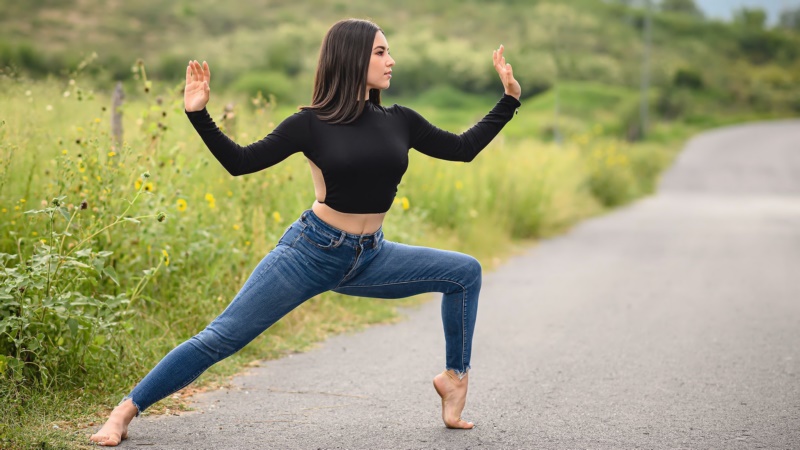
[2,0,799,132]
[1,1,798,448]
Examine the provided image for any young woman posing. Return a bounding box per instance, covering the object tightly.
[90,18,521,446]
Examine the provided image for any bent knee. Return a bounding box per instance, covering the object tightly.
[458,254,482,288]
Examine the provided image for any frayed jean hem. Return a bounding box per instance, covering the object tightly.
[120,395,142,417]
[446,366,471,380]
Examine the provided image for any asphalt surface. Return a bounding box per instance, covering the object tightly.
[121,120,800,449]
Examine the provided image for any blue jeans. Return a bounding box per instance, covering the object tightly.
[124,209,481,414]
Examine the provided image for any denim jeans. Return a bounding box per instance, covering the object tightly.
[124,209,481,414]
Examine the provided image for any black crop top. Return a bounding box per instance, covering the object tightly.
[185,94,521,214]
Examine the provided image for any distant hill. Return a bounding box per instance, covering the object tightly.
[1,0,798,115]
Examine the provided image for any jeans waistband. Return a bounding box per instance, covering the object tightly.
[300,209,383,246]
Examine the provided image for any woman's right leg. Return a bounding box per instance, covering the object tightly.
[90,222,332,445]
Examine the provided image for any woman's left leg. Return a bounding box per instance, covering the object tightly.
[332,238,481,428]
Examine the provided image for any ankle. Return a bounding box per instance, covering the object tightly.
[111,398,138,423]
[444,369,468,383]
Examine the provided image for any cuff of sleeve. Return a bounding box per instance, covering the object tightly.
[185,107,211,122]
[501,93,522,108]
[499,94,521,116]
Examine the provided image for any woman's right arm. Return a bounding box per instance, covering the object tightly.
[184,60,306,176]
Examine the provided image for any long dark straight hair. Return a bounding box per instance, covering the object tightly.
[300,19,382,124]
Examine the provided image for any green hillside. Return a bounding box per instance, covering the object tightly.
[2,0,799,119]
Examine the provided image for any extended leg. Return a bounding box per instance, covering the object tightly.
[91,243,332,445]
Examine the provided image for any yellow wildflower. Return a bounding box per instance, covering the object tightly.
[78,162,86,173]
[1,208,6,213]
[62,149,68,155]
[31,231,38,236]
[162,249,170,266]
[233,224,240,230]
[107,151,116,157]
[176,199,187,212]
[19,199,26,203]
[144,182,154,192]
[455,181,463,190]
[135,179,143,190]
[205,193,216,208]
[94,118,101,123]
[14,206,20,211]
[272,211,282,223]
[227,190,233,197]
[96,176,102,182]
[400,197,410,210]
[245,240,251,246]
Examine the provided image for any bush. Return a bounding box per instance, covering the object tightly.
[673,68,703,89]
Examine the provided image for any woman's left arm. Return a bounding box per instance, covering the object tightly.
[404,45,522,162]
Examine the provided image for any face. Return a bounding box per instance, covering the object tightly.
[366,31,395,93]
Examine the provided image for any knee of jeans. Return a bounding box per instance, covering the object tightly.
[189,325,243,361]
[462,255,482,289]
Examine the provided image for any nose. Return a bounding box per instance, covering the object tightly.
[387,55,395,67]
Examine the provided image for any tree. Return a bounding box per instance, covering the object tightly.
[734,7,767,30]
[660,0,704,18]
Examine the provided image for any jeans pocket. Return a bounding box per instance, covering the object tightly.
[300,226,338,250]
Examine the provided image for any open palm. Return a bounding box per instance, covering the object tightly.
[185,60,211,112]
[493,45,521,100]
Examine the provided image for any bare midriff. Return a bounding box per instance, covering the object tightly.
[307,158,385,235]
[311,201,385,236]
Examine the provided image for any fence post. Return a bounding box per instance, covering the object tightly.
[111,82,124,149]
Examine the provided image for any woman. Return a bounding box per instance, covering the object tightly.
[90,18,521,446]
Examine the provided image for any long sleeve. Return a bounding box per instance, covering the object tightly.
[400,94,521,162]
[185,108,309,176]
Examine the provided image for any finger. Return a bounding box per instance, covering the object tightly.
[492,49,498,66]
[185,64,191,85]
[203,61,210,84]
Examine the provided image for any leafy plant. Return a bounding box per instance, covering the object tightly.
[0,186,166,389]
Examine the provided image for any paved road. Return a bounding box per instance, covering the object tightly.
[124,120,800,449]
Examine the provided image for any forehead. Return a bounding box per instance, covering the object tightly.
[372,31,389,48]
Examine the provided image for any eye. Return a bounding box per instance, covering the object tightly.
[376,51,384,56]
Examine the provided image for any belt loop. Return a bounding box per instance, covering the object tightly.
[333,231,346,248]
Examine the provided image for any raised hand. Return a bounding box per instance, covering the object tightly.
[185,60,211,112]
[492,45,521,100]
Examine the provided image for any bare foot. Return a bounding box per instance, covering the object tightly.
[432,370,474,429]
[89,398,137,446]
